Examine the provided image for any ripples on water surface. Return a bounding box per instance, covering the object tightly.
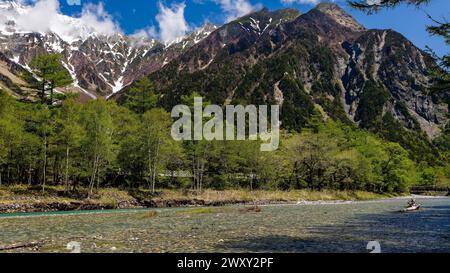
[0,197,449,253]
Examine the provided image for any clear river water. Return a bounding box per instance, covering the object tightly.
[0,197,449,253]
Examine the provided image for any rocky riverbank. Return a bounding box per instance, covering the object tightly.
[0,200,141,214]
[0,185,402,214]
[0,199,303,214]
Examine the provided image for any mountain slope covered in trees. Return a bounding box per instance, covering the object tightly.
[141,4,447,135]
[120,3,448,166]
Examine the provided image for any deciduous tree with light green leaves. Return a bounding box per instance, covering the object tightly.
[54,99,85,192]
[26,103,53,192]
[140,108,176,193]
[81,99,115,197]
[0,91,23,185]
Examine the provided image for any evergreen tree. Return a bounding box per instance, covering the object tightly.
[123,77,159,114]
[29,54,73,104]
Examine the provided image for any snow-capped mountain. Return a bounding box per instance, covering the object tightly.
[0,0,218,99]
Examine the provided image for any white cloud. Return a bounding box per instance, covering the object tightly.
[156,2,190,43]
[78,2,121,36]
[131,26,157,40]
[214,0,259,22]
[133,2,189,43]
[0,0,121,42]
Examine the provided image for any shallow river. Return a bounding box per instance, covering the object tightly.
[0,197,449,253]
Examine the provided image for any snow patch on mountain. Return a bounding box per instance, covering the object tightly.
[0,1,220,97]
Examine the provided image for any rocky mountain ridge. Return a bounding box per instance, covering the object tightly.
[0,0,218,99]
[0,1,448,142]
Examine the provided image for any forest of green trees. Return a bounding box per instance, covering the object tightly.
[0,75,448,196]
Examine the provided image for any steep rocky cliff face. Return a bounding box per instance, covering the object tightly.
[342,29,447,137]
[0,50,38,98]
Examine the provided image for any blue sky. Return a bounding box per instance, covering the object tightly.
[56,0,449,56]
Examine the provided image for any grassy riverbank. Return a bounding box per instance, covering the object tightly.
[0,185,404,213]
